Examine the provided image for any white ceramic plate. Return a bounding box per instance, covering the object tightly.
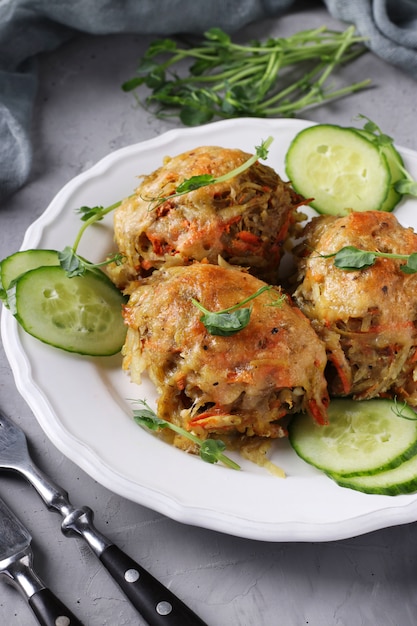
[3,117,417,543]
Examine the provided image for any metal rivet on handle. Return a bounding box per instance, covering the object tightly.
[55,617,71,626]
[156,601,173,616]
[124,568,140,583]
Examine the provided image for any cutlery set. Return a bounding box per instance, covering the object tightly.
[0,494,83,625]
[0,409,208,626]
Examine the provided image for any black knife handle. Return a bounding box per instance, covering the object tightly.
[29,588,84,626]
[100,544,208,626]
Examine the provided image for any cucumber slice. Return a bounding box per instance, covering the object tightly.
[0,249,60,303]
[352,128,403,212]
[332,454,417,495]
[285,124,390,215]
[12,265,127,356]
[288,398,417,477]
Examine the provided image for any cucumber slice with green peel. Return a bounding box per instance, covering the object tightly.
[285,124,391,216]
[288,398,417,478]
[352,128,404,212]
[12,265,127,356]
[332,453,417,495]
[0,249,60,298]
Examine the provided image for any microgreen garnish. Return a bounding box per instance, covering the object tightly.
[322,246,417,274]
[132,399,241,469]
[391,397,417,421]
[146,136,273,209]
[122,26,370,126]
[355,114,417,198]
[192,285,285,336]
[58,247,124,278]
[76,205,107,221]
[59,200,124,277]
[59,134,274,274]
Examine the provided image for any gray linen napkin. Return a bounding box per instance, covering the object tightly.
[324,0,417,73]
[0,0,416,203]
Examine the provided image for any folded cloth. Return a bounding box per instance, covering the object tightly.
[0,0,416,203]
[324,0,417,73]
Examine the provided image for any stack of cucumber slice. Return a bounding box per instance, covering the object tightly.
[289,398,417,495]
[0,250,127,356]
[285,123,406,215]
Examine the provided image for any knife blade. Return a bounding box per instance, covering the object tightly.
[0,494,83,626]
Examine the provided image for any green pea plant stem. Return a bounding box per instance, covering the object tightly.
[322,245,417,274]
[146,136,273,209]
[259,25,369,115]
[357,115,417,197]
[59,137,272,276]
[58,200,124,277]
[122,25,371,126]
[132,399,241,470]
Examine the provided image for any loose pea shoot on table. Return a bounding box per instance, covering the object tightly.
[122,26,371,125]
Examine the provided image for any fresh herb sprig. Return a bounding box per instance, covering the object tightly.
[59,200,124,277]
[355,115,417,198]
[132,399,241,469]
[122,26,370,126]
[192,285,285,336]
[322,245,417,274]
[147,136,273,209]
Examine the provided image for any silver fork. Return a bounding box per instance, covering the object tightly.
[0,410,208,626]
